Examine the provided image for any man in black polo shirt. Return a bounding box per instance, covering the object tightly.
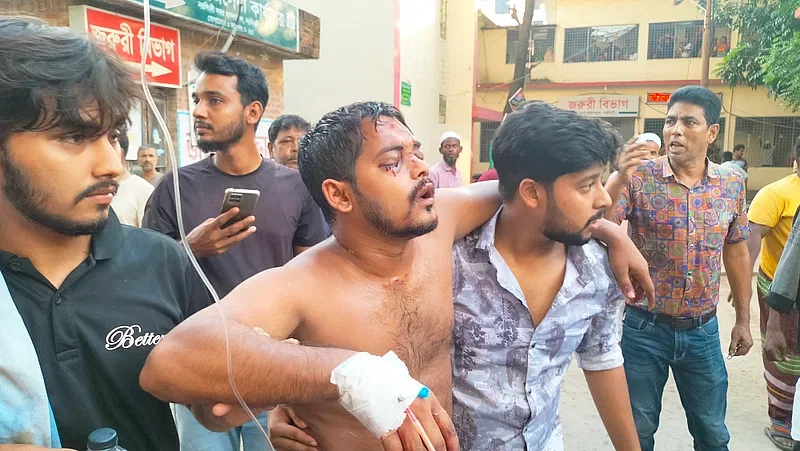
[0,18,211,450]
[143,52,326,450]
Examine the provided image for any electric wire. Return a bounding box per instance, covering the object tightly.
[140,1,274,448]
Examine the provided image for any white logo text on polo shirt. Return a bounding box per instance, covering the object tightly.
[105,325,165,350]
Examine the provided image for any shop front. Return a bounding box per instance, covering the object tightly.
[2,0,321,175]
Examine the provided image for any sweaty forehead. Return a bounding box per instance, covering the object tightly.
[360,116,414,151]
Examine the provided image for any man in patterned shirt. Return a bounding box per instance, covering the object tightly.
[451,102,640,451]
[605,86,753,451]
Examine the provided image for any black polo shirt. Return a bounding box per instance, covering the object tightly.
[0,210,213,450]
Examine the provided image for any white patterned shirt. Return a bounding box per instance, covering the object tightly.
[451,210,626,451]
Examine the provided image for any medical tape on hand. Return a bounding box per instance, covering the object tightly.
[330,351,426,438]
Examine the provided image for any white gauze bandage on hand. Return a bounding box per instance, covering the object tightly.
[330,351,425,438]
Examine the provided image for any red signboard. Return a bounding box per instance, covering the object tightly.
[71,6,182,88]
[647,92,672,104]
[648,91,723,104]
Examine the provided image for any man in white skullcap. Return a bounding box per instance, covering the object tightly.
[430,131,463,189]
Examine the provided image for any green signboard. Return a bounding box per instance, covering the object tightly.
[401,81,412,107]
[129,0,299,52]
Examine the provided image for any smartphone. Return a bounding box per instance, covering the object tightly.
[220,188,260,229]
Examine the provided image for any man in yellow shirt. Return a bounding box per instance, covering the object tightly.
[748,154,800,450]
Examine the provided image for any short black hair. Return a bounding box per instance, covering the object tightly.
[667,85,721,126]
[268,114,310,144]
[194,51,269,131]
[137,144,156,156]
[0,16,138,147]
[733,143,745,151]
[492,101,620,202]
[722,151,734,162]
[298,101,408,223]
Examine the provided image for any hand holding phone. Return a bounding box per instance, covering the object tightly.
[220,188,260,229]
[184,189,260,258]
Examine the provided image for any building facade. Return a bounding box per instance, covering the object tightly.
[474,0,798,190]
[1,0,320,171]
[283,0,477,185]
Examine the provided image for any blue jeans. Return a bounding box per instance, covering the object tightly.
[173,404,270,451]
[621,306,730,451]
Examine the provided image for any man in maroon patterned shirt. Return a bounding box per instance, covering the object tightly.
[605,86,753,451]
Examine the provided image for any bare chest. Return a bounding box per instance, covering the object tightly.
[298,254,454,376]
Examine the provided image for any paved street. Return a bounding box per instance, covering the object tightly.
[561,275,776,450]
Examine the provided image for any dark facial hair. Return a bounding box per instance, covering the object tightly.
[196,111,247,153]
[0,150,111,236]
[355,178,438,239]
[542,187,604,246]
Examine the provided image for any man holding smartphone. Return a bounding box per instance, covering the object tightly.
[142,51,326,451]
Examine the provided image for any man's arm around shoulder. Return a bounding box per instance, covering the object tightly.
[434,180,501,242]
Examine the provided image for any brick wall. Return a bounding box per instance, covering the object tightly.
[299,9,320,59]
[0,0,71,26]
[177,28,285,119]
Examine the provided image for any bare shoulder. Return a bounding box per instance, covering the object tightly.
[237,244,336,300]
[216,246,341,339]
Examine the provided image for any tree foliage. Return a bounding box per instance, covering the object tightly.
[716,0,800,110]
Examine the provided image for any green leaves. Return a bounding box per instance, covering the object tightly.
[717,0,800,110]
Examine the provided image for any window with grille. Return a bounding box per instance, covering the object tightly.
[480,121,501,163]
[647,21,731,60]
[506,26,556,64]
[564,25,639,63]
[733,117,800,167]
[643,118,664,137]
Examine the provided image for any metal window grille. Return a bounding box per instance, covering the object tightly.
[563,25,639,63]
[480,121,501,163]
[506,26,556,64]
[733,117,800,168]
[647,21,730,60]
[643,118,664,137]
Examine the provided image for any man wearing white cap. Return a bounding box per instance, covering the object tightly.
[430,131,463,189]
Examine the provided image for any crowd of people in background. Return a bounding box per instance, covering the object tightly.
[3,13,800,451]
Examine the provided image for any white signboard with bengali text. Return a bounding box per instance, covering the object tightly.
[559,95,639,117]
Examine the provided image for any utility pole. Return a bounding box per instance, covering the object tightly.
[700,0,713,87]
[504,0,536,114]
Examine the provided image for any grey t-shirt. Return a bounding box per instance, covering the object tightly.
[143,156,326,297]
